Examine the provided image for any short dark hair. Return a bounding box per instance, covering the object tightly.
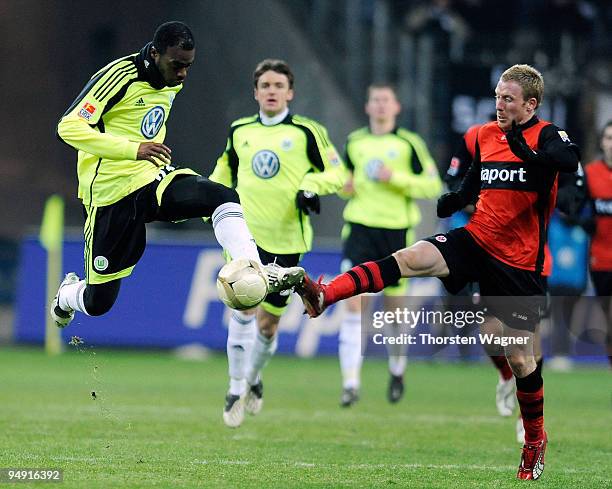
[253,59,294,89]
[367,82,398,99]
[153,21,195,54]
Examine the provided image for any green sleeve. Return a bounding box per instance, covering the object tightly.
[57,59,140,161]
[293,118,346,195]
[389,130,442,199]
[57,118,140,161]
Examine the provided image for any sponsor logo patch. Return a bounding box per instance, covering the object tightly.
[558,130,570,142]
[252,150,280,178]
[435,235,447,243]
[78,102,96,121]
[141,106,165,139]
[327,148,341,166]
[447,157,460,176]
[365,159,384,180]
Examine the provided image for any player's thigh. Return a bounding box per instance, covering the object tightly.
[83,194,149,285]
[157,173,239,221]
[392,241,449,277]
[480,259,545,332]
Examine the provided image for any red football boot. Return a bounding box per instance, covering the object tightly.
[295,274,327,318]
[517,431,548,480]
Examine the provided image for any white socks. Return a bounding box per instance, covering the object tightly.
[227,310,256,396]
[339,312,362,389]
[384,322,407,376]
[211,202,260,262]
[388,355,407,377]
[58,280,89,315]
[246,332,278,386]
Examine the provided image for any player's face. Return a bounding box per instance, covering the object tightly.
[152,45,195,87]
[365,88,401,123]
[495,80,537,131]
[254,71,294,117]
[601,126,612,164]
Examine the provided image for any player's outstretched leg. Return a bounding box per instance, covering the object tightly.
[296,255,402,317]
[296,242,448,317]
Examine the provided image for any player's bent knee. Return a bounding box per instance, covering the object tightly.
[83,281,121,316]
[506,354,536,378]
[205,179,240,207]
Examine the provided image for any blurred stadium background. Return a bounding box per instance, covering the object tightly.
[2,0,611,350]
[1,1,611,486]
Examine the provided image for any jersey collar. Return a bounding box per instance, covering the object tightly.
[135,42,167,90]
[513,115,539,131]
[258,108,291,126]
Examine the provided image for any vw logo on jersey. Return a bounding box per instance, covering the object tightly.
[365,159,384,180]
[141,105,165,139]
[252,150,280,179]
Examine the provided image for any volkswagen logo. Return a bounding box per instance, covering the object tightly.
[252,150,280,179]
[141,106,165,139]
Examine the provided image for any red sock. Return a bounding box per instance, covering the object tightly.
[489,355,513,381]
[516,387,544,444]
[325,256,401,305]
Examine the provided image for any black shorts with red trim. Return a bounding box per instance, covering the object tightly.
[423,227,546,331]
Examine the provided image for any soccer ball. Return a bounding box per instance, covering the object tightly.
[216,258,268,310]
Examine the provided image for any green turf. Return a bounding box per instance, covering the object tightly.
[0,346,610,488]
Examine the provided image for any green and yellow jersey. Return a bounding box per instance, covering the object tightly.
[57,43,187,207]
[210,113,344,254]
[342,127,442,229]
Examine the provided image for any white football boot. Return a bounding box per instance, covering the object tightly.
[223,393,245,428]
[50,272,81,328]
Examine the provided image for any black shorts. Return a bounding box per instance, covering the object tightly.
[424,227,545,331]
[342,223,410,289]
[591,271,612,296]
[84,170,235,284]
[257,247,301,314]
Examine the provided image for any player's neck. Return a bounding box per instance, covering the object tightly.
[369,120,395,135]
[604,157,612,169]
[259,108,289,126]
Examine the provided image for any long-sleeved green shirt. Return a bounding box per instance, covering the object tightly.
[342,127,442,229]
[210,113,344,253]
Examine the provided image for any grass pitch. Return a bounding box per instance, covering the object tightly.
[1,346,610,488]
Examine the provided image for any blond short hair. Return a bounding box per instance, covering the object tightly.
[500,64,544,107]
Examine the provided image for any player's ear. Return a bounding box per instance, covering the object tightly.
[150,45,159,61]
[526,97,537,113]
[286,88,294,102]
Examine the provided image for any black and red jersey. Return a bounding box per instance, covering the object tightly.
[585,160,612,271]
[459,116,578,273]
